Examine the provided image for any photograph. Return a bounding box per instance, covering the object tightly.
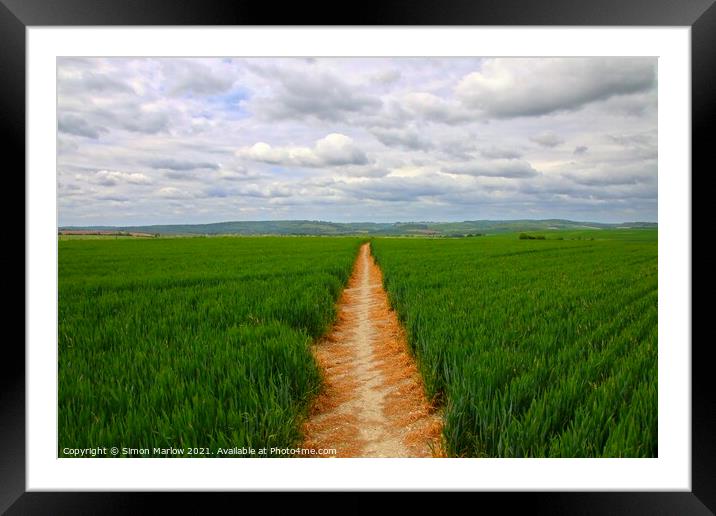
[56,56,659,459]
[0,0,708,504]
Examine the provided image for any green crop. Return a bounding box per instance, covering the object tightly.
[59,236,362,457]
[371,230,657,457]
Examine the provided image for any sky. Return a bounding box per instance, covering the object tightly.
[57,57,657,226]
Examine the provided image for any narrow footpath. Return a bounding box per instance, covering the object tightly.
[302,243,442,457]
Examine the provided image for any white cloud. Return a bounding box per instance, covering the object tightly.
[399,92,473,124]
[371,69,401,85]
[530,132,565,148]
[162,60,235,96]
[561,161,656,187]
[148,159,219,170]
[156,186,193,199]
[480,146,523,160]
[58,114,107,139]
[314,134,369,165]
[371,127,433,150]
[57,57,658,225]
[574,146,589,155]
[94,170,153,186]
[446,159,540,179]
[218,168,261,181]
[249,65,381,122]
[236,133,369,167]
[456,58,656,119]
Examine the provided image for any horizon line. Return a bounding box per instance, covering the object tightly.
[59,217,659,228]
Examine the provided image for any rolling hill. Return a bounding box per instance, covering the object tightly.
[59,219,657,237]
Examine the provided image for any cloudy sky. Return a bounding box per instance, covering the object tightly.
[57,57,657,226]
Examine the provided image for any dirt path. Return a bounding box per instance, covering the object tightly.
[302,243,442,457]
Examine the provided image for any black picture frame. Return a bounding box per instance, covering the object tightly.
[4,0,711,513]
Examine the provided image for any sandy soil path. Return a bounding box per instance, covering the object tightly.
[302,243,442,457]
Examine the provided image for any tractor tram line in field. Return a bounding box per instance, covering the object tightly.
[302,243,443,458]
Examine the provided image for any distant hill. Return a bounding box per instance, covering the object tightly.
[59,219,657,237]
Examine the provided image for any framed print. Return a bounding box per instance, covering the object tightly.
[4,0,712,513]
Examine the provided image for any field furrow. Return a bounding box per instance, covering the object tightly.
[372,232,657,457]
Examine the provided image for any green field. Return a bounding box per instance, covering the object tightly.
[59,237,362,457]
[59,230,657,458]
[371,230,657,457]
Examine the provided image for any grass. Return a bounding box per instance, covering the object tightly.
[59,229,658,458]
[371,229,657,457]
[59,236,362,457]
